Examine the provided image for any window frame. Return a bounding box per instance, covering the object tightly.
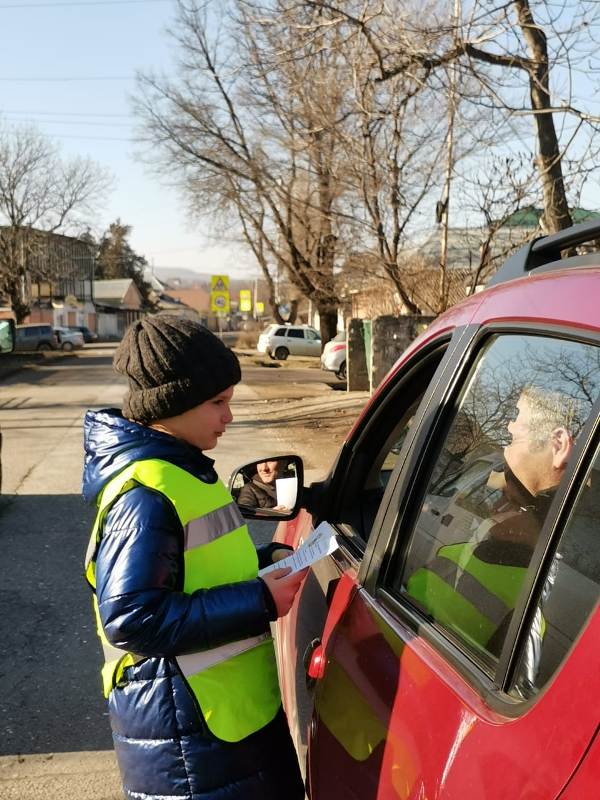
[316,326,466,572]
[366,321,600,714]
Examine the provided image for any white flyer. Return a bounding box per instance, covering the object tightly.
[258,522,339,577]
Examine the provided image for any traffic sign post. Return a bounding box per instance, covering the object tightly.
[210,275,230,315]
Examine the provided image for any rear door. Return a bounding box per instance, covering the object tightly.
[305,328,322,356]
[308,327,600,799]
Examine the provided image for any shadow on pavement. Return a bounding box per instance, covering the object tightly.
[0,494,112,755]
[0,493,280,756]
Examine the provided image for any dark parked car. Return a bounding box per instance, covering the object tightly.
[231,219,600,799]
[14,323,59,352]
[71,325,98,343]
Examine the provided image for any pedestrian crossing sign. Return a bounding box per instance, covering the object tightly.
[211,275,229,293]
[210,274,230,314]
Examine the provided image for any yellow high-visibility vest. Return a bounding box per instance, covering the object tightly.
[85,458,281,742]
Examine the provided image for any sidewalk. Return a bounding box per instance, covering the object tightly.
[0,355,368,799]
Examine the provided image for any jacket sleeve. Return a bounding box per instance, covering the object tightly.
[94,486,276,658]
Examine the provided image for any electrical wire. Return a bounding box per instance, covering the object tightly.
[1,109,132,118]
[0,1,170,8]
[0,76,136,82]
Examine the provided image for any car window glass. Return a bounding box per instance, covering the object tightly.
[509,441,600,699]
[337,346,448,546]
[386,334,600,675]
[288,329,304,338]
[274,327,287,336]
[306,330,319,340]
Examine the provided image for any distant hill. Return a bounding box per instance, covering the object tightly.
[152,267,212,286]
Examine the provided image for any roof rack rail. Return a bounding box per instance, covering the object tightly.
[487,217,600,287]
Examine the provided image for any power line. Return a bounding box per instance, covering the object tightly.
[0,0,170,8]
[3,116,133,128]
[0,76,137,82]
[1,109,132,118]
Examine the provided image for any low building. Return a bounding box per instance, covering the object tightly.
[93,279,144,339]
[19,230,97,331]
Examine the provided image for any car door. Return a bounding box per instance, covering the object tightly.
[305,328,322,356]
[274,324,471,774]
[285,328,305,355]
[307,328,600,799]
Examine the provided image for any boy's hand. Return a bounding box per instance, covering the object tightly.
[262,566,308,618]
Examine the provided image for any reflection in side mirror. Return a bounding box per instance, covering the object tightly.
[229,455,304,520]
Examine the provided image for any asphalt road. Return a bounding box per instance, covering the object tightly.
[0,345,320,756]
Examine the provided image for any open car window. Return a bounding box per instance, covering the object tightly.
[334,342,449,548]
[385,333,600,679]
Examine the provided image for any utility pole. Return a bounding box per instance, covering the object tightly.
[438,0,461,313]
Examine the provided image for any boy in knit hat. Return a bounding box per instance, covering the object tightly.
[82,315,305,800]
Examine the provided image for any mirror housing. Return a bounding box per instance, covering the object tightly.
[229,455,304,520]
[0,319,15,353]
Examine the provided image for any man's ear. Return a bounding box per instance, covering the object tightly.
[551,427,573,470]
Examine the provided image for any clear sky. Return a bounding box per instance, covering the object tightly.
[0,0,256,277]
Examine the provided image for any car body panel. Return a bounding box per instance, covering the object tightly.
[308,580,600,799]
[321,340,346,375]
[272,265,600,798]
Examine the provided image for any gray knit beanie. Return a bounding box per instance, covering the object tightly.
[113,315,241,423]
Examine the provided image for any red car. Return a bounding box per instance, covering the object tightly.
[232,220,600,799]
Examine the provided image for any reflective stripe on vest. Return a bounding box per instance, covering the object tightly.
[407,542,527,651]
[85,458,280,742]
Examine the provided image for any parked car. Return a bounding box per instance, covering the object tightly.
[232,220,600,798]
[53,326,84,351]
[257,323,321,360]
[320,331,346,379]
[0,318,15,494]
[14,323,59,352]
[71,325,98,343]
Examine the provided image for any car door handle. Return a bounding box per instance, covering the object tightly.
[304,638,325,688]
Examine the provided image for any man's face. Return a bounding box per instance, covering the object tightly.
[504,395,556,495]
[257,461,280,484]
[153,385,234,451]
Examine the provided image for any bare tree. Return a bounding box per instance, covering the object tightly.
[136,0,352,342]
[305,0,600,236]
[0,124,111,321]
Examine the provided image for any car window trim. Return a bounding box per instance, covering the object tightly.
[368,322,600,711]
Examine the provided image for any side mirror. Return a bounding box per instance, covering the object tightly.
[229,455,304,520]
[0,319,15,353]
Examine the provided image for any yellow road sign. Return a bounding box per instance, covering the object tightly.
[211,275,229,292]
[239,289,252,312]
[210,274,230,313]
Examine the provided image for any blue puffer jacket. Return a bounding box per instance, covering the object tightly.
[82,409,304,800]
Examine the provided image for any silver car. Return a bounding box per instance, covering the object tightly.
[257,324,321,360]
[53,326,84,351]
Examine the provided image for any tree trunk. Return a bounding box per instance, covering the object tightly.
[317,304,338,347]
[9,278,30,324]
[514,0,572,233]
